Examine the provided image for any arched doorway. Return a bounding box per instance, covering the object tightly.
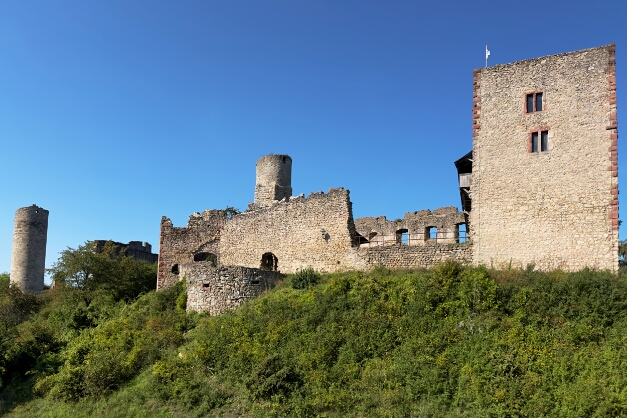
[260,252,278,271]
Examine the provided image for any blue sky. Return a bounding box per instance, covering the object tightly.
[1,0,626,276]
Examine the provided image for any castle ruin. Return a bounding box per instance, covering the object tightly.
[158,44,619,314]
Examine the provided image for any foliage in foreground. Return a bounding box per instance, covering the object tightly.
[2,262,627,417]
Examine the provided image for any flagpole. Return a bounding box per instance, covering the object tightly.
[485,44,489,68]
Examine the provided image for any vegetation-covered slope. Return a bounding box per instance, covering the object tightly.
[2,258,627,417]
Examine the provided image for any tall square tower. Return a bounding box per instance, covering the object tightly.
[470,45,618,271]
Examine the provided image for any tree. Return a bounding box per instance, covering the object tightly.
[619,239,627,268]
[48,241,157,302]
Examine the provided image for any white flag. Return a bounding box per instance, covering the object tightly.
[486,45,490,59]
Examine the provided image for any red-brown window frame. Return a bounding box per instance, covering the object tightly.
[528,126,550,153]
[524,91,545,113]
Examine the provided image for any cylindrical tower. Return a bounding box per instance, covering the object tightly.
[254,154,292,207]
[10,205,49,293]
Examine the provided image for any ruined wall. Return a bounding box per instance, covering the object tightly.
[355,206,466,246]
[358,243,472,270]
[93,240,158,263]
[10,205,48,293]
[184,263,283,315]
[471,45,618,271]
[220,188,368,273]
[157,210,223,289]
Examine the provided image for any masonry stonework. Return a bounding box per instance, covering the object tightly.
[93,240,158,263]
[252,154,293,209]
[10,205,49,293]
[220,188,369,273]
[470,45,618,271]
[184,263,283,315]
[158,44,619,314]
[158,209,223,289]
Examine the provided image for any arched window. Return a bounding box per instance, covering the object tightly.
[260,252,278,271]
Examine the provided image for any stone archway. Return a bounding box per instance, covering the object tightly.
[260,252,278,271]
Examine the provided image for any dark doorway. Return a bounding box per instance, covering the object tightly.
[260,252,278,271]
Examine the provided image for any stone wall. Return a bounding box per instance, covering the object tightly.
[157,209,224,289]
[93,240,158,263]
[471,45,618,271]
[10,205,48,293]
[220,188,368,273]
[355,206,467,246]
[183,263,283,315]
[358,243,472,270]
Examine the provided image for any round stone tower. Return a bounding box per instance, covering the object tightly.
[10,205,49,293]
[254,154,292,208]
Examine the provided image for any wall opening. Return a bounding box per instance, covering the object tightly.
[456,223,468,243]
[194,252,217,266]
[171,264,179,275]
[260,252,278,271]
[396,229,409,245]
[425,227,438,242]
[355,233,369,244]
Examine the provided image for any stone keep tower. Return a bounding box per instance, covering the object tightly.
[254,154,292,208]
[10,205,49,293]
[470,45,618,271]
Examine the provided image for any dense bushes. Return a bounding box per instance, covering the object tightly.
[290,267,321,289]
[2,263,627,417]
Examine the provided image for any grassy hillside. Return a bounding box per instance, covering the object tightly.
[1,263,627,417]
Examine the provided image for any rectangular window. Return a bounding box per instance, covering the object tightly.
[526,92,544,113]
[535,93,543,111]
[530,130,549,153]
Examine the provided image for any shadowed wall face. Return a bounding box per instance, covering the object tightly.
[10,205,49,293]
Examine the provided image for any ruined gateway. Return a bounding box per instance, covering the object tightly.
[158,44,619,314]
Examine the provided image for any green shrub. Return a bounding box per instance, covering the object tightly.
[290,267,321,289]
